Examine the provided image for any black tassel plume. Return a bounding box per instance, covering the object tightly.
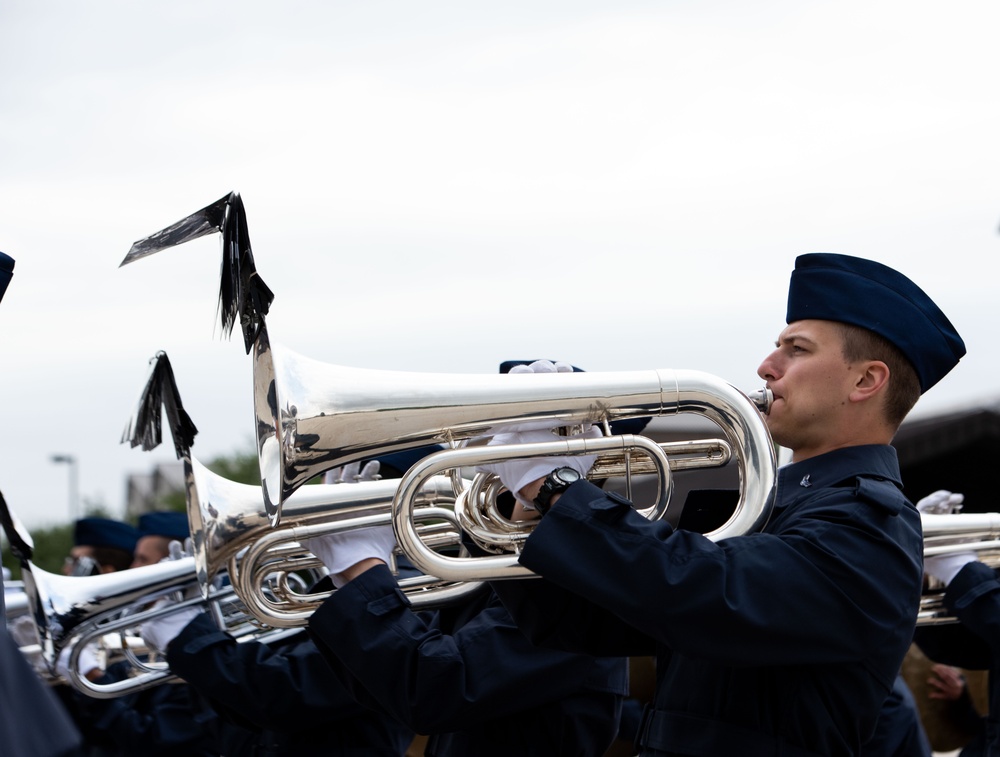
[121,351,198,459]
[120,191,274,354]
[0,491,33,563]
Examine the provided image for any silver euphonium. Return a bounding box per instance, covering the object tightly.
[918,511,1000,625]
[18,555,265,698]
[1,490,290,699]
[186,454,483,628]
[252,323,777,580]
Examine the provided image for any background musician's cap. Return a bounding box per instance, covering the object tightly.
[74,517,140,553]
[137,511,190,541]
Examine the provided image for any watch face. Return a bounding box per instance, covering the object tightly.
[556,467,581,485]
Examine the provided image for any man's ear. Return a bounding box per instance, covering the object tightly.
[850,360,890,402]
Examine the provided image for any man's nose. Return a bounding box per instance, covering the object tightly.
[757,353,778,382]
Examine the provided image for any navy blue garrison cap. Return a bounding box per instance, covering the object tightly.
[0,252,14,305]
[138,511,190,541]
[74,517,140,553]
[498,359,652,435]
[786,253,965,393]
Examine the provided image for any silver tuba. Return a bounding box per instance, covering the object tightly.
[253,322,777,537]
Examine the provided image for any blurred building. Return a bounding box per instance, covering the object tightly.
[123,462,184,520]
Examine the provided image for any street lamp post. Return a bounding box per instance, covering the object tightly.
[50,454,79,522]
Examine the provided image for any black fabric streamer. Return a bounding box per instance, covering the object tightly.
[120,191,274,354]
[121,351,198,459]
[0,491,33,563]
[217,192,275,354]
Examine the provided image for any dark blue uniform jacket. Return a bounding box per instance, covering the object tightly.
[58,657,219,756]
[308,564,628,756]
[859,674,931,757]
[494,445,923,756]
[167,612,413,756]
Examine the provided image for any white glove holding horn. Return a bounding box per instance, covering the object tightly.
[916,490,965,515]
[477,359,601,510]
[309,461,395,587]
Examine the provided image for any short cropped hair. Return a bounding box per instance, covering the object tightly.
[836,323,921,429]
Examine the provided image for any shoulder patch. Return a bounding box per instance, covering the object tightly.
[854,477,906,515]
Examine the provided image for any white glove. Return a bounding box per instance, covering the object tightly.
[916,490,965,514]
[476,426,601,510]
[306,526,397,588]
[508,360,575,374]
[324,460,381,485]
[56,641,101,680]
[490,360,594,436]
[139,598,201,654]
[157,538,206,600]
[8,615,38,648]
[166,538,193,561]
[924,551,978,586]
[313,461,394,587]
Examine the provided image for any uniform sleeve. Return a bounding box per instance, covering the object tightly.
[942,561,1000,656]
[308,564,616,734]
[489,574,657,658]
[167,611,370,730]
[912,621,991,671]
[68,662,216,756]
[517,480,921,668]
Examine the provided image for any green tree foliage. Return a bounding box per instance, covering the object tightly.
[204,446,261,486]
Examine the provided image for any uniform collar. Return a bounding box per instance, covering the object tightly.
[777,445,902,496]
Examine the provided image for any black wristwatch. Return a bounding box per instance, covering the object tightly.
[533,467,582,515]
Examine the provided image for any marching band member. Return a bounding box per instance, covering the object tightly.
[304,417,630,756]
[64,517,139,576]
[135,462,421,756]
[483,253,965,756]
[140,593,415,756]
[131,511,190,568]
[55,516,221,757]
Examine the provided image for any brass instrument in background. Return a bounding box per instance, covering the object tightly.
[186,454,483,628]
[18,555,293,698]
[918,511,1000,625]
[1,491,298,698]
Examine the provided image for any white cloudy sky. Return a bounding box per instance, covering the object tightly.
[1,1,998,530]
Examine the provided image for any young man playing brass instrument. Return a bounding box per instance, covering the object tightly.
[480,253,965,756]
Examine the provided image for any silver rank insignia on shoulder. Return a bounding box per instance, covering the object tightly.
[799,475,812,488]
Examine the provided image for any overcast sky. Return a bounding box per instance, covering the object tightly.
[1,1,998,531]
